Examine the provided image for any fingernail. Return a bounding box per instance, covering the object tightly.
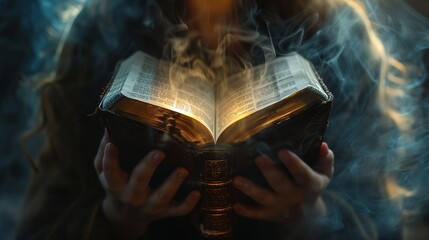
[192,192,201,200]
[176,169,188,179]
[276,149,287,161]
[232,203,241,211]
[255,157,268,168]
[324,142,329,148]
[105,143,117,159]
[232,203,244,214]
[152,151,162,163]
[233,177,243,188]
[104,128,111,141]
[105,143,112,154]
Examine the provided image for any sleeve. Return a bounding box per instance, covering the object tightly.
[14,143,116,240]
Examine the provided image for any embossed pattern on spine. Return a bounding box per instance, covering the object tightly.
[199,150,232,239]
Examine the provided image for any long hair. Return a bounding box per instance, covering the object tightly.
[17,0,168,238]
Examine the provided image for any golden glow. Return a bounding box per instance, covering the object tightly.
[170,104,195,118]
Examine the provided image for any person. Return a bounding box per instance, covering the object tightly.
[16,0,377,239]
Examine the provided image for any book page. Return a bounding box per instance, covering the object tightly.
[120,51,216,137]
[215,53,314,139]
[101,56,133,109]
[301,59,328,99]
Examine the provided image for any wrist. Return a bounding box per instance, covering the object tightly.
[301,195,328,220]
[313,196,328,217]
[307,192,346,234]
[284,194,340,239]
[102,198,150,240]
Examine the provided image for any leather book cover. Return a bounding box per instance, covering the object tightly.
[98,98,332,239]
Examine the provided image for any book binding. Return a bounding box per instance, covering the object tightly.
[198,147,233,239]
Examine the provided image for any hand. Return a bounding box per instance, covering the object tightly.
[94,130,201,240]
[232,142,334,226]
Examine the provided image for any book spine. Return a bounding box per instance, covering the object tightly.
[198,149,233,240]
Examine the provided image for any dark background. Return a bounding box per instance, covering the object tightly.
[0,1,87,239]
[0,0,428,240]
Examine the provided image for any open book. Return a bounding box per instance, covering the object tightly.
[100,51,329,145]
[98,51,332,239]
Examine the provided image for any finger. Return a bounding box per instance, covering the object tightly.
[124,150,165,204]
[315,143,334,178]
[166,191,201,217]
[232,203,276,221]
[278,150,329,192]
[233,176,275,206]
[148,167,189,205]
[94,129,109,173]
[319,142,329,159]
[101,143,128,195]
[255,156,295,194]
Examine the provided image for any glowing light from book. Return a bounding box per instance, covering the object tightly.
[170,104,192,117]
[169,103,203,125]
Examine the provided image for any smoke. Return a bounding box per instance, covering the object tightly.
[2,0,429,239]
[296,0,429,237]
